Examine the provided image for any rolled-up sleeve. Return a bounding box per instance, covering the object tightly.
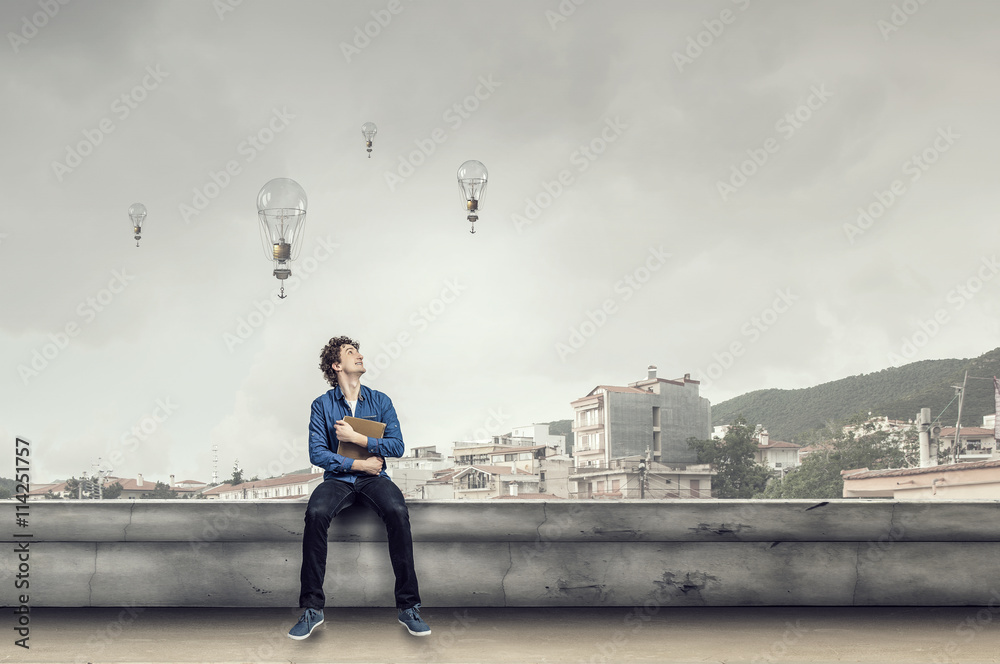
[366,395,405,458]
[309,398,354,472]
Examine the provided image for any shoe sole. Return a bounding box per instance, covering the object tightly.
[288,617,324,640]
[398,619,431,637]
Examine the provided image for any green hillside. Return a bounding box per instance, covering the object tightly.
[711,347,1000,443]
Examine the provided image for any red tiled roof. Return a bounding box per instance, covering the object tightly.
[597,385,652,394]
[630,377,693,388]
[27,482,68,495]
[758,441,801,449]
[425,472,460,484]
[203,472,323,495]
[844,459,1000,480]
[117,478,166,491]
[939,427,994,437]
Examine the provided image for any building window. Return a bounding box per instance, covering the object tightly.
[462,472,488,490]
[578,408,601,427]
[612,479,620,492]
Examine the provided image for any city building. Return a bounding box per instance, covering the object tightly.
[937,427,997,461]
[494,423,567,456]
[111,475,164,500]
[26,481,72,501]
[167,476,209,497]
[842,459,1000,499]
[203,471,323,500]
[385,445,449,499]
[445,443,573,499]
[417,468,459,499]
[841,415,913,438]
[570,365,711,469]
[569,456,715,499]
[452,465,537,499]
[755,431,802,474]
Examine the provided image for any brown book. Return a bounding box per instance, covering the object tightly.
[337,416,386,460]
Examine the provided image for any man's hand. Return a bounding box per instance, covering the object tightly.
[335,420,367,446]
[354,455,384,475]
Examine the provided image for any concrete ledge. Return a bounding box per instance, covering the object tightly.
[3,500,1000,607]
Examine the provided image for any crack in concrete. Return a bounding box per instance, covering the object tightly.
[241,572,272,594]
[123,501,136,542]
[852,541,861,606]
[87,544,98,606]
[535,502,548,545]
[500,542,513,607]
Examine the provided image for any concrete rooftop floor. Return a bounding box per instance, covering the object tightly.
[8,606,1000,664]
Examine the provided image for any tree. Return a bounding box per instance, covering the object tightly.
[228,459,244,486]
[65,476,95,499]
[140,481,177,499]
[757,426,919,499]
[688,416,772,498]
[66,475,121,499]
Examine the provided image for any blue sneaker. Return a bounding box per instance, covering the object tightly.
[398,604,431,636]
[288,608,324,640]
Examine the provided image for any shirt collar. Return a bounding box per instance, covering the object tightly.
[333,384,367,403]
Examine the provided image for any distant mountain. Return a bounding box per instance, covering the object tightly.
[711,347,1000,443]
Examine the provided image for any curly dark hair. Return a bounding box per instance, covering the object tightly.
[319,336,361,387]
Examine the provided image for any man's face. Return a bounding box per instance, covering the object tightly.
[333,344,365,377]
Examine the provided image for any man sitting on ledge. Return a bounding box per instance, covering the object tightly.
[288,335,430,640]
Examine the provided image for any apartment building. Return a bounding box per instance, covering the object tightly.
[570,365,711,469]
[755,431,802,473]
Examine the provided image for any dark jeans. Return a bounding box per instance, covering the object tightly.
[298,475,420,611]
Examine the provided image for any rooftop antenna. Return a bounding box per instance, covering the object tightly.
[212,444,219,485]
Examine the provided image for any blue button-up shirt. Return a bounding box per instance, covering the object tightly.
[308,384,405,483]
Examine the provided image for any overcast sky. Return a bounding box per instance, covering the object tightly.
[2,0,998,484]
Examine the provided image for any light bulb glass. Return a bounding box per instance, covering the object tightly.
[361,122,377,142]
[457,160,488,210]
[128,203,147,227]
[256,178,307,262]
